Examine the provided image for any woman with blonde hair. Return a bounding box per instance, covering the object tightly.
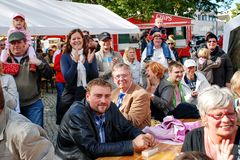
[145,61,174,121]
[123,47,141,84]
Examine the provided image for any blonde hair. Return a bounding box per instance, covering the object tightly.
[231,70,240,96]
[197,48,211,59]
[123,47,137,63]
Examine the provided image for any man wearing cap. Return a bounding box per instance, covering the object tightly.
[181,59,210,105]
[6,31,53,127]
[95,32,123,86]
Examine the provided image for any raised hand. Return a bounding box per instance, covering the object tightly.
[216,139,234,160]
[87,49,95,64]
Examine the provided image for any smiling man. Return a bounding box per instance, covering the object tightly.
[111,63,151,129]
[55,78,156,160]
[95,32,123,86]
[6,31,53,127]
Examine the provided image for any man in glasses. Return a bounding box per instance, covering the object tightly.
[111,63,151,129]
[205,33,233,87]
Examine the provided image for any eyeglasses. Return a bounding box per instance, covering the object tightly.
[207,112,236,120]
[168,43,174,45]
[207,41,217,43]
[114,73,129,79]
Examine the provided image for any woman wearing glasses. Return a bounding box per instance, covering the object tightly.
[204,33,233,87]
[181,85,240,160]
[167,38,179,62]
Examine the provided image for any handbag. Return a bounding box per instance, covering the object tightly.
[2,62,20,76]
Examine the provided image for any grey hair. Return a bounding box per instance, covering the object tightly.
[112,63,132,76]
[197,85,234,117]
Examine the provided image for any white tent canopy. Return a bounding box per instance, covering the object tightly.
[223,14,240,70]
[0,0,140,36]
[223,14,240,53]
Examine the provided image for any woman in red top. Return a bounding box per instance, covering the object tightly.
[54,43,66,125]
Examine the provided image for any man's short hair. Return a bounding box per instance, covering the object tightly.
[112,63,132,76]
[8,32,26,43]
[86,78,112,93]
[168,61,183,72]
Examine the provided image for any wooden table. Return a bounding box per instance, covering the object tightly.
[97,119,201,160]
[97,143,181,160]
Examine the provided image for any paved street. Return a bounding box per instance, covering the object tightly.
[42,89,58,146]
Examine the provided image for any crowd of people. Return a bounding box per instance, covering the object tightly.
[0,12,239,160]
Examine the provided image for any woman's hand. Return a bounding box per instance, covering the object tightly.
[87,49,95,64]
[216,139,234,160]
[71,48,80,63]
[146,78,151,92]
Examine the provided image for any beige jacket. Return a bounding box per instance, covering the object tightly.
[0,107,54,160]
[112,83,151,129]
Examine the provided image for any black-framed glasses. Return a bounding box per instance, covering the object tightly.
[168,43,174,45]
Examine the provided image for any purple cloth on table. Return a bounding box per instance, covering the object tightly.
[143,116,201,143]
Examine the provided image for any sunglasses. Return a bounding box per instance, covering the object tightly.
[168,43,174,45]
[207,41,217,43]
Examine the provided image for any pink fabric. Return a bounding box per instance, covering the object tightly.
[143,116,201,143]
[5,27,32,50]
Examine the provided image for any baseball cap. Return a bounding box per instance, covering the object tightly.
[8,32,26,43]
[98,32,111,41]
[184,59,197,68]
[13,13,25,20]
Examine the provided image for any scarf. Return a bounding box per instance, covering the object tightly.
[71,49,87,87]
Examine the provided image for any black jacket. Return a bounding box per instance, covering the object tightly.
[55,99,142,160]
[210,46,233,87]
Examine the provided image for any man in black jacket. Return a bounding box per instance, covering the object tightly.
[55,78,156,160]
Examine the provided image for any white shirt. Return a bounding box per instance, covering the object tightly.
[141,46,168,68]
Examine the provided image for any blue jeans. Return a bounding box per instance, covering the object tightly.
[146,41,171,59]
[56,82,65,125]
[21,99,44,127]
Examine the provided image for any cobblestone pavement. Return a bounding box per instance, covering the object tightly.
[42,89,58,146]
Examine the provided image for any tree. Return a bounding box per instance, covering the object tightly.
[231,3,240,18]
[73,0,232,21]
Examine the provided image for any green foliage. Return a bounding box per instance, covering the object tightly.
[73,0,232,21]
[231,3,240,18]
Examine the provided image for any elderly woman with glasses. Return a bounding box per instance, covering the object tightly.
[182,85,240,160]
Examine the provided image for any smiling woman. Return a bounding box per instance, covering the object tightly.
[59,28,98,124]
[181,85,240,160]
